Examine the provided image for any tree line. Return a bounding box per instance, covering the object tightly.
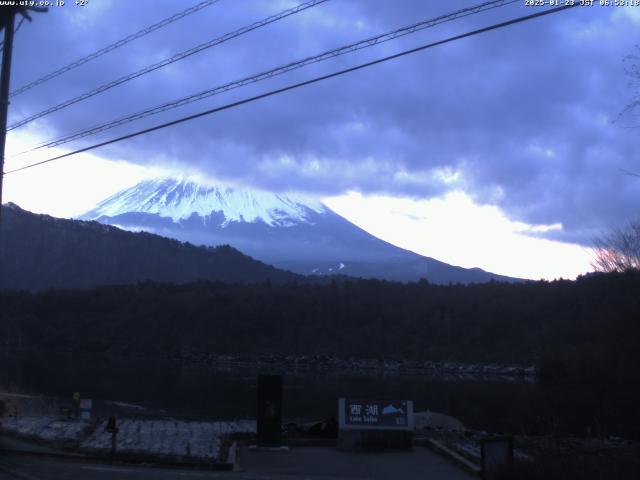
[1,270,639,437]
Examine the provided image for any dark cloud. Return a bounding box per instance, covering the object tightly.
[8,0,640,245]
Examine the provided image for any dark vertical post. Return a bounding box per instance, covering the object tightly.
[0,10,15,222]
[72,391,80,419]
[481,436,514,480]
[106,416,118,462]
[257,374,283,446]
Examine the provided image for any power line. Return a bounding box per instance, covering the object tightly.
[3,4,579,177]
[7,0,329,132]
[9,0,221,98]
[16,0,518,154]
[620,168,640,178]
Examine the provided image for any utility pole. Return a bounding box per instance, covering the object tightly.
[0,8,16,223]
[0,6,47,222]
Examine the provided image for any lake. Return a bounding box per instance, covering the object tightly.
[0,351,567,435]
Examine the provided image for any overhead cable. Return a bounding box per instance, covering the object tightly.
[3,4,579,176]
[17,0,518,152]
[7,0,328,131]
[9,0,222,98]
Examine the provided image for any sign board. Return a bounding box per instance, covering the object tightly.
[79,398,92,421]
[338,398,414,431]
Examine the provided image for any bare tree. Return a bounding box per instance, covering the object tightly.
[617,45,640,127]
[592,221,640,272]
[598,48,640,271]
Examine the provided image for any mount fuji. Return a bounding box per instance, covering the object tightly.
[80,178,518,284]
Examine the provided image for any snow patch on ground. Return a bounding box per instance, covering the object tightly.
[106,401,147,411]
[0,416,255,461]
[0,417,87,442]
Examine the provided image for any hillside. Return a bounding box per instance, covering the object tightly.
[0,203,301,291]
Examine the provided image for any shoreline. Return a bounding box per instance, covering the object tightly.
[2,348,536,382]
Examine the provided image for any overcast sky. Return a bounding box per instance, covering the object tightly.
[3,0,639,279]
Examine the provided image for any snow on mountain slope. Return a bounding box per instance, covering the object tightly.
[81,177,521,284]
[83,177,326,227]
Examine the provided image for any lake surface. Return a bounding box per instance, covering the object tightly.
[1,352,543,433]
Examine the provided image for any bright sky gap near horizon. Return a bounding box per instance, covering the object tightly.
[3,1,639,280]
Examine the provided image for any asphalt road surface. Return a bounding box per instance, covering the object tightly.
[0,447,475,480]
[1,454,251,480]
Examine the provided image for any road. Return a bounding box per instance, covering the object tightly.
[0,446,475,480]
[1,454,260,480]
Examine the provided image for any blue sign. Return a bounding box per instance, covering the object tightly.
[339,398,414,431]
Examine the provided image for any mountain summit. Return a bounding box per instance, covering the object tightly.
[81,178,519,284]
[84,177,326,227]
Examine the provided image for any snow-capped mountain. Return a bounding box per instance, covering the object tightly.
[81,178,519,284]
[85,177,326,227]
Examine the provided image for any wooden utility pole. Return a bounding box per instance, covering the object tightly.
[0,8,16,222]
[0,6,47,222]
